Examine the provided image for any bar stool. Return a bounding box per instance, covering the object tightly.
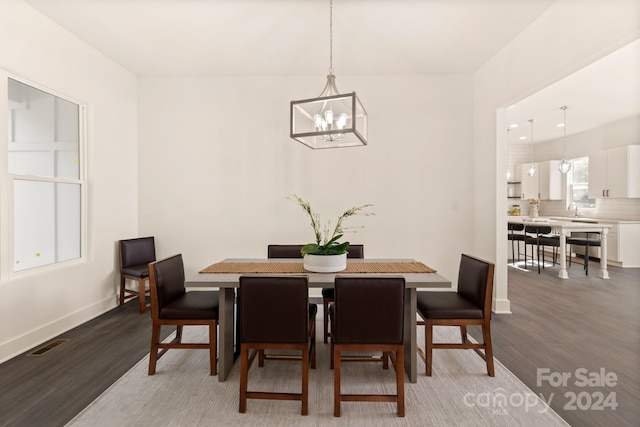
[507,222,526,265]
[567,232,601,275]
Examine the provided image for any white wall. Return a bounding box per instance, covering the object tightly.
[473,0,640,313]
[0,0,139,362]
[137,74,474,290]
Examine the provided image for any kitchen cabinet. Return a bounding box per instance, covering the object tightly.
[589,145,640,198]
[515,160,562,200]
[515,163,539,200]
[538,160,563,200]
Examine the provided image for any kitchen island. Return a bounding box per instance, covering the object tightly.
[507,217,612,279]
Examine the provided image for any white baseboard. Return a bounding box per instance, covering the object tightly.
[0,296,116,364]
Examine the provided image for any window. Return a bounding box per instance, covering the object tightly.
[569,157,595,209]
[6,77,86,273]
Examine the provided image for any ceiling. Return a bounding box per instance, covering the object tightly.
[24,0,556,75]
[507,38,640,144]
[22,0,640,142]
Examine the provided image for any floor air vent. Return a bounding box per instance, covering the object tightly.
[29,339,70,356]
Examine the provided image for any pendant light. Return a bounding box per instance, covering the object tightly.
[527,119,536,176]
[558,106,572,174]
[290,0,368,149]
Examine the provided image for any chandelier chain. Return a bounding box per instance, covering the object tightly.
[329,0,334,74]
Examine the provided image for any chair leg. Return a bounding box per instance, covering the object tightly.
[138,278,146,313]
[330,336,335,369]
[396,346,405,417]
[483,322,495,377]
[323,298,330,343]
[148,323,160,375]
[301,344,309,415]
[119,276,126,305]
[333,346,341,417]
[460,325,468,343]
[510,239,515,263]
[584,250,589,275]
[310,323,317,370]
[239,345,249,413]
[209,322,217,376]
[425,320,433,376]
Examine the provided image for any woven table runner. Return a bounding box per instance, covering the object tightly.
[200,261,436,274]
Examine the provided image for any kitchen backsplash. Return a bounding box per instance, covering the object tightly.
[540,198,640,221]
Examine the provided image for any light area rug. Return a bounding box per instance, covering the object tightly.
[67,313,568,427]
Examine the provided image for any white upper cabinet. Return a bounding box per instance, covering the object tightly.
[538,160,563,200]
[589,145,640,198]
[516,163,539,200]
[515,160,562,200]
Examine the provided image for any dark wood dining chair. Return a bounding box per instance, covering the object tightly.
[148,254,219,375]
[417,254,495,376]
[330,276,405,417]
[238,275,317,415]
[119,236,155,313]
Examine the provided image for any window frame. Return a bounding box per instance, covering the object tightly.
[1,72,88,280]
[567,156,596,210]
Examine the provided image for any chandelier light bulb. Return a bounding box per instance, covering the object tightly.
[337,113,348,129]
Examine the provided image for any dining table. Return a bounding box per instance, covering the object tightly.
[185,258,452,383]
[507,217,612,279]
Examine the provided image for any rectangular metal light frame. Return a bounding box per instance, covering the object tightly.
[290,92,368,149]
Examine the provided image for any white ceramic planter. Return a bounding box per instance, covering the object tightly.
[303,253,347,273]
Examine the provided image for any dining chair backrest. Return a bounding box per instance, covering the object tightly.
[120,236,156,269]
[456,254,495,315]
[150,254,186,313]
[267,244,304,258]
[525,225,552,235]
[239,276,310,343]
[508,222,525,232]
[333,276,405,344]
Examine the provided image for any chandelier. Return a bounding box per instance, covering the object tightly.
[290,0,368,149]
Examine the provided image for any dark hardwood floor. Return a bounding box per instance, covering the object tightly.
[1,262,638,427]
[470,261,640,427]
[0,298,171,427]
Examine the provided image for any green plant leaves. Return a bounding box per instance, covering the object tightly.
[300,241,350,255]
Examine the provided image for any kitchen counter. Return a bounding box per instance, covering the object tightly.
[548,216,640,224]
[507,216,640,268]
[507,217,612,278]
[507,216,640,224]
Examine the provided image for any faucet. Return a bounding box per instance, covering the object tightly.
[574,205,580,217]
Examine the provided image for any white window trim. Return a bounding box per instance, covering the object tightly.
[1,71,88,281]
